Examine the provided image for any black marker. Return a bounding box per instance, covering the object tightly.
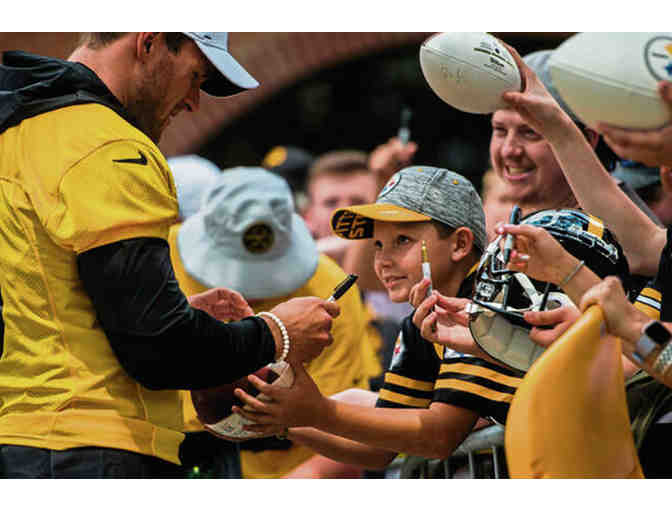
[327,274,358,302]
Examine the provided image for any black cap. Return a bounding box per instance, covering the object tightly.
[262,145,314,193]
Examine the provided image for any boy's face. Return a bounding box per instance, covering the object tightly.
[373,221,456,303]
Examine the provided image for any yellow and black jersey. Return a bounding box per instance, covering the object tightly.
[375,313,442,410]
[634,280,662,320]
[375,271,475,410]
[376,268,523,424]
[0,97,184,463]
[434,355,521,424]
[0,52,276,465]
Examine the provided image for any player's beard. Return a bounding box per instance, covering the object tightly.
[127,55,174,143]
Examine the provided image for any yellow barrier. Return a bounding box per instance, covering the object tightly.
[505,306,643,478]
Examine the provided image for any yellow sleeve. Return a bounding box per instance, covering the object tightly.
[48,141,178,253]
[306,279,373,395]
[634,286,661,320]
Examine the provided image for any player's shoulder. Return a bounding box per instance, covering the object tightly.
[59,103,164,163]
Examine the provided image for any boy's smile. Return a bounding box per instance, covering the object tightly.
[373,221,454,303]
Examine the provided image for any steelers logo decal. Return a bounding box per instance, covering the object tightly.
[389,331,405,371]
[379,173,401,199]
[644,36,672,81]
[243,223,275,254]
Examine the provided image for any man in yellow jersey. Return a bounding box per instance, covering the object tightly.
[0,32,338,478]
[169,166,380,478]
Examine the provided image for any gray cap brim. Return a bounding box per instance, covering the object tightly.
[184,32,259,97]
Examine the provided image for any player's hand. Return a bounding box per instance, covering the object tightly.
[269,297,340,364]
[232,360,327,429]
[524,305,581,347]
[597,81,672,168]
[188,287,253,321]
[368,137,418,192]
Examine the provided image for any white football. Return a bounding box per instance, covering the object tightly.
[419,32,521,114]
[549,32,672,129]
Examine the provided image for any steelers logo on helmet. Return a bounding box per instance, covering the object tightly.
[466,208,629,373]
[242,223,275,254]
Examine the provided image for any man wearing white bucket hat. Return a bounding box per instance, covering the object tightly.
[0,32,337,478]
[170,167,379,478]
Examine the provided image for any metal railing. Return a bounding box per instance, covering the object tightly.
[398,424,507,479]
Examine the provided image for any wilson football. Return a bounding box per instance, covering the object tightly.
[191,361,294,442]
[419,32,521,114]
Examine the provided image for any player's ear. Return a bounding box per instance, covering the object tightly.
[136,32,159,61]
[451,227,474,262]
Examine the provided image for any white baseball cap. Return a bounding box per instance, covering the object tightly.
[183,32,259,97]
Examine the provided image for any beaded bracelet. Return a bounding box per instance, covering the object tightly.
[258,311,290,362]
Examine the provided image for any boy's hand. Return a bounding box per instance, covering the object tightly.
[232,360,328,429]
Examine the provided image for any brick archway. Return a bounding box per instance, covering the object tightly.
[0,32,573,156]
[159,32,432,155]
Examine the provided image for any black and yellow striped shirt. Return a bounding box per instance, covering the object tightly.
[376,269,522,424]
[376,258,664,426]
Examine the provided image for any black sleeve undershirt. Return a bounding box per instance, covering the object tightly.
[76,237,276,391]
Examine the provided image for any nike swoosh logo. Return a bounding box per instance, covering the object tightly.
[113,150,148,165]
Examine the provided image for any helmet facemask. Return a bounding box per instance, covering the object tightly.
[466,208,628,373]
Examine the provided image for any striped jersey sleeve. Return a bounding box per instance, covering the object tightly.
[433,353,523,424]
[634,281,662,320]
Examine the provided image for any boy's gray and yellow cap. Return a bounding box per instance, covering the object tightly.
[331,166,487,253]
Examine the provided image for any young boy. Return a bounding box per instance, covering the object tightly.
[233,166,525,469]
